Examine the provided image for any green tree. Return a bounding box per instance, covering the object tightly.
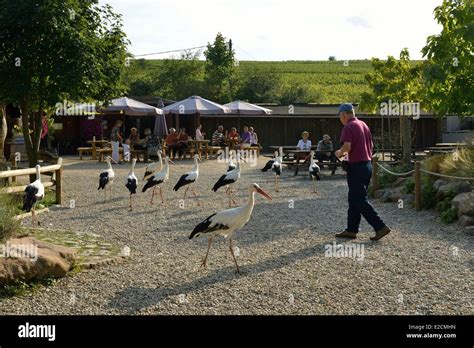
[204,33,236,103]
[421,0,474,116]
[360,49,423,163]
[153,51,205,100]
[234,66,280,103]
[0,0,129,169]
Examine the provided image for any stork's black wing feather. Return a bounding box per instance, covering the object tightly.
[227,165,236,172]
[189,213,230,239]
[142,177,163,192]
[126,178,137,194]
[211,175,235,192]
[173,174,192,191]
[272,164,281,176]
[22,185,39,212]
[261,159,274,172]
[98,172,109,190]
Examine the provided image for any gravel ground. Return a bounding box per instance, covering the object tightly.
[0,156,472,315]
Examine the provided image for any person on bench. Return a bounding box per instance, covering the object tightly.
[297,131,312,151]
[316,134,336,166]
[142,128,161,160]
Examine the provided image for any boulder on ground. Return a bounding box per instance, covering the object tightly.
[433,179,448,191]
[452,192,474,217]
[437,181,471,199]
[459,215,474,227]
[0,237,77,285]
[464,226,474,236]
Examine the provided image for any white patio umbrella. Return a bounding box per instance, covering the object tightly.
[162,96,231,131]
[102,97,163,116]
[224,100,273,130]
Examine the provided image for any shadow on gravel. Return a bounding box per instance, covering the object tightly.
[107,241,335,314]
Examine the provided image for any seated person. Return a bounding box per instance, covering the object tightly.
[249,126,260,148]
[141,128,161,160]
[165,128,179,157]
[296,131,312,151]
[175,128,189,159]
[211,125,226,147]
[240,125,251,149]
[228,127,239,141]
[128,127,144,150]
[316,134,336,163]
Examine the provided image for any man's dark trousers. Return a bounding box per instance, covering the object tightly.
[346,161,385,233]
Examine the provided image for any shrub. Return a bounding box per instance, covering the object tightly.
[440,208,458,224]
[402,179,415,194]
[436,190,457,213]
[439,148,474,178]
[0,195,21,243]
[421,182,437,210]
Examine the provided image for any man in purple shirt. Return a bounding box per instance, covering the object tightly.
[335,103,390,241]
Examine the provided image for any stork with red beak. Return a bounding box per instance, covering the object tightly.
[190,183,272,274]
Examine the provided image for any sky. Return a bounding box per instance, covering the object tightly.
[99,0,444,61]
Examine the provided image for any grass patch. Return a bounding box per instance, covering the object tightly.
[0,277,58,298]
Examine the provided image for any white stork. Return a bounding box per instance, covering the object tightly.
[173,154,201,206]
[271,152,283,192]
[143,150,162,179]
[125,158,138,210]
[309,151,321,193]
[212,157,242,207]
[97,156,115,202]
[142,156,173,204]
[190,183,272,274]
[22,164,45,226]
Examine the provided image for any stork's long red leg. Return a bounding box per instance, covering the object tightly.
[229,238,241,274]
[191,186,201,206]
[159,186,164,204]
[201,237,213,269]
[184,186,189,199]
[150,188,155,204]
[129,194,133,210]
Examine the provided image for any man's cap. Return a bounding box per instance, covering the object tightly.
[323,134,331,140]
[338,103,354,114]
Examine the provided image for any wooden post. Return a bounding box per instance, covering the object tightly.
[414,161,421,211]
[55,157,63,205]
[372,157,379,196]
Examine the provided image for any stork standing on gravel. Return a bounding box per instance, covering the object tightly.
[308,151,321,193]
[271,152,283,192]
[125,158,138,210]
[97,156,115,202]
[173,154,201,206]
[212,156,242,207]
[142,156,173,204]
[190,183,272,274]
[23,164,45,226]
[143,150,162,179]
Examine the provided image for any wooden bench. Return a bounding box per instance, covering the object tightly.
[248,146,260,157]
[78,147,93,160]
[206,146,222,159]
[97,148,123,162]
[131,149,148,162]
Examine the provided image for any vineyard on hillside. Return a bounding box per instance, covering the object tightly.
[127,59,423,103]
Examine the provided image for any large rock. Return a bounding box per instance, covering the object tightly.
[374,189,388,200]
[437,181,471,199]
[391,177,407,188]
[464,226,474,236]
[433,179,448,191]
[0,237,77,285]
[459,215,474,227]
[452,192,474,217]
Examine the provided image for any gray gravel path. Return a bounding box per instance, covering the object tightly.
[0,157,472,315]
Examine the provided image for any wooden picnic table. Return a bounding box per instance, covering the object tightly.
[87,139,109,160]
[269,146,340,175]
[188,139,210,158]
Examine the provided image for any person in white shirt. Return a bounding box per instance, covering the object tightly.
[195,124,205,141]
[297,131,312,151]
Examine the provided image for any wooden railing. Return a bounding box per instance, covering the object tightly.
[0,158,63,204]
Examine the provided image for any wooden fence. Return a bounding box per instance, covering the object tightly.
[0,158,63,204]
